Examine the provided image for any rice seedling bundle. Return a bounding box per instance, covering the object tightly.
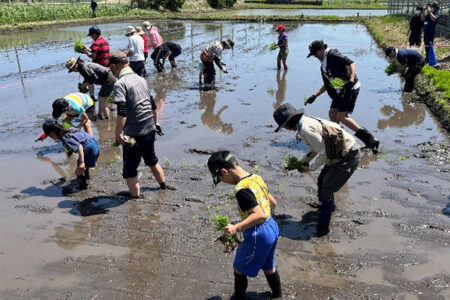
[284,155,302,170]
[269,42,277,51]
[74,40,84,53]
[385,62,399,76]
[330,77,346,90]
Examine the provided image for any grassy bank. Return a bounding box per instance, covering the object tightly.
[364,15,450,131]
[239,2,387,9]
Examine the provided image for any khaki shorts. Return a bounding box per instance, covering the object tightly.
[278,48,289,60]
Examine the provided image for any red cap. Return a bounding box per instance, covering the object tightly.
[276,25,285,31]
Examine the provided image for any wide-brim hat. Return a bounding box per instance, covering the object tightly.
[307,40,325,58]
[273,103,304,132]
[125,25,136,36]
[142,21,151,29]
[135,26,145,35]
[65,57,79,73]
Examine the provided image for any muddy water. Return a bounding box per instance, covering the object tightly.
[233,8,388,16]
[0,21,449,299]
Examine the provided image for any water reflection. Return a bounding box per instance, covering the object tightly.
[377,95,425,129]
[199,90,233,134]
[274,70,288,109]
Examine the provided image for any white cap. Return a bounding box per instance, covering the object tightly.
[125,25,136,35]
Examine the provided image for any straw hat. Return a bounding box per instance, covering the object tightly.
[136,26,145,35]
[65,57,78,73]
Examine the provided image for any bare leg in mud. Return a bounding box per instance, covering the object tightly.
[150,163,165,185]
[329,109,360,132]
[98,96,110,120]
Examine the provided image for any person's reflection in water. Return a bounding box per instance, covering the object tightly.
[378,95,426,129]
[274,69,288,109]
[199,90,233,134]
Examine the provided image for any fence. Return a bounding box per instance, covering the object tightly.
[388,0,449,37]
[0,0,130,4]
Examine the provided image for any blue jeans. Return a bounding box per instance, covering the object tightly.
[317,149,360,227]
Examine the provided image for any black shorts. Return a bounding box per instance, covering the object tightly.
[99,71,117,97]
[122,131,158,178]
[129,60,146,77]
[169,48,182,61]
[330,87,359,113]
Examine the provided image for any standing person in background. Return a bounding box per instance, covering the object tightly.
[305,40,379,153]
[422,1,441,64]
[200,39,234,90]
[125,26,146,77]
[142,21,167,72]
[274,25,288,70]
[83,26,110,67]
[136,26,149,77]
[90,0,97,18]
[408,6,424,47]
[162,42,182,68]
[108,51,174,197]
[66,57,117,120]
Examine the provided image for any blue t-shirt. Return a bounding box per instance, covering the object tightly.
[424,10,440,37]
[277,33,288,49]
[397,49,425,67]
[61,130,93,153]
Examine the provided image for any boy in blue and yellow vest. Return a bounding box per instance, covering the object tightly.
[207,151,282,300]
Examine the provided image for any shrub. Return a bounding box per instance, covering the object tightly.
[208,0,237,9]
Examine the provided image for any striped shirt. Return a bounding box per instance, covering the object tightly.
[90,35,110,67]
[65,93,94,117]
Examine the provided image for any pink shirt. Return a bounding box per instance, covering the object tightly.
[148,26,164,50]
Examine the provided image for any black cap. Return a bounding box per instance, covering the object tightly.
[42,119,58,137]
[307,40,325,58]
[273,103,304,132]
[384,46,395,57]
[87,26,101,36]
[224,39,234,49]
[52,98,69,119]
[429,1,439,9]
[207,151,237,185]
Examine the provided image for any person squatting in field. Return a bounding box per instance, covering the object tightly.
[200,39,234,89]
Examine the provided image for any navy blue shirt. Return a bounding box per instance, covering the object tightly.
[61,130,93,153]
[424,10,440,37]
[397,49,425,67]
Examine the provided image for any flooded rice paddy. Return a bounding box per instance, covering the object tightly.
[0,20,449,299]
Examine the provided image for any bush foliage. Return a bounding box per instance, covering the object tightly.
[207,0,237,9]
[132,0,184,11]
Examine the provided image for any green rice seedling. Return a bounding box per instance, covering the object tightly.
[183,161,190,167]
[385,62,399,76]
[330,77,346,90]
[284,155,302,170]
[192,162,200,168]
[304,95,308,104]
[112,141,119,147]
[213,214,229,232]
[106,92,114,104]
[205,201,211,211]
[269,42,277,51]
[74,40,84,53]
[226,203,232,215]
[398,156,407,161]
[114,154,121,161]
[252,165,260,174]
[277,183,284,194]
[164,157,170,167]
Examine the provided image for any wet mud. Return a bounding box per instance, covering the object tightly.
[0,21,449,299]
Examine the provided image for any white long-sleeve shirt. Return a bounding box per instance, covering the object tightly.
[297,116,359,170]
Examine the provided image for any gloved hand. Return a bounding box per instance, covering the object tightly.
[222,67,228,74]
[155,124,164,136]
[305,95,316,105]
[297,162,310,173]
[344,80,355,91]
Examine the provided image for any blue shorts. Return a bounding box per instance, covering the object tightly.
[233,217,279,277]
[83,138,99,168]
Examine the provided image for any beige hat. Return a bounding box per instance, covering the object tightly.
[135,26,145,35]
[65,57,78,73]
[125,25,136,36]
[142,21,151,29]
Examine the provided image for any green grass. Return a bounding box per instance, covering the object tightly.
[422,66,450,99]
[240,1,386,9]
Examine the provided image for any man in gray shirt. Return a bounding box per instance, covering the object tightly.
[125,26,146,77]
[109,51,173,197]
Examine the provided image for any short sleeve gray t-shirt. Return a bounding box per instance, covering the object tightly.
[113,70,155,136]
[128,34,145,62]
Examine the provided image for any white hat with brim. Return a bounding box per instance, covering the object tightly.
[135,26,145,35]
[142,21,151,29]
[125,26,136,36]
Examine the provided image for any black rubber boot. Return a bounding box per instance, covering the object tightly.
[355,128,379,154]
[231,272,247,300]
[265,270,282,299]
[77,175,87,190]
[84,168,90,180]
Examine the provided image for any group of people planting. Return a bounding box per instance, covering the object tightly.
[34,19,438,299]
